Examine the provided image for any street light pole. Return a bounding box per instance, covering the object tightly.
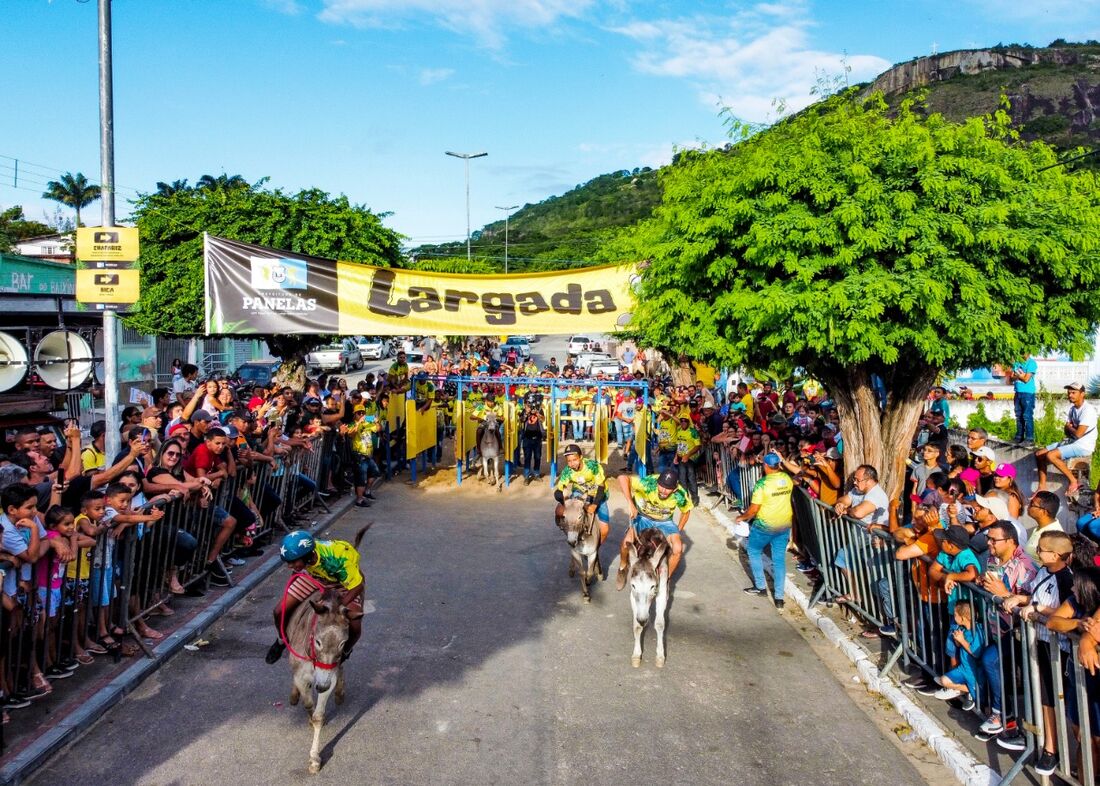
[98,0,120,460]
[495,204,519,274]
[445,151,487,262]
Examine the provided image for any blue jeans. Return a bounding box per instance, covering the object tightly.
[1014,392,1035,440]
[746,524,790,599]
[656,449,676,473]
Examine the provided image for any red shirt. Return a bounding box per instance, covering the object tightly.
[183,443,224,476]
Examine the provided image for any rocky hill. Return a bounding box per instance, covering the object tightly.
[867,42,1100,155]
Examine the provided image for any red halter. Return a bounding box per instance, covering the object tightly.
[279,572,341,671]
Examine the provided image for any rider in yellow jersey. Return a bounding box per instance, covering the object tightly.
[387,351,411,395]
[615,469,693,589]
[553,444,610,542]
[266,529,366,664]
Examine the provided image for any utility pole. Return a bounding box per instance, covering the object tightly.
[445,151,487,262]
[98,0,120,459]
[495,205,519,274]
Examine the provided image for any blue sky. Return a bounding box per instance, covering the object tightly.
[2,0,1097,250]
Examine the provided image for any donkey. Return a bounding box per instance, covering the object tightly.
[627,528,670,668]
[558,497,602,602]
[286,587,363,774]
[477,410,503,489]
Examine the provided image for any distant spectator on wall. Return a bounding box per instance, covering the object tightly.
[1010,354,1038,444]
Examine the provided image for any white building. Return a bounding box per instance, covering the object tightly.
[13,233,74,264]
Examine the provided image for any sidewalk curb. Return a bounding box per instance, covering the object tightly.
[0,497,355,786]
[702,504,1000,786]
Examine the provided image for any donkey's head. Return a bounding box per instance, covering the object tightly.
[559,497,594,546]
[628,529,668,624]
[308,589,364,689]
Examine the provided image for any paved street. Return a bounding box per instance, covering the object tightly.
[28,473,936,786]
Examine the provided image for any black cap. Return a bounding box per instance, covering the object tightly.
[934,524,971,549]
[657,469,679,489]
[563,444,582,457]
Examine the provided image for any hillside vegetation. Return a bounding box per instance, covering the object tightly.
[410,41,1100,272]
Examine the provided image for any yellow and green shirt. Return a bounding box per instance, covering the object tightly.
[387,362,410,389]
[307,539,364,591]
[628,474,692,522]
[676,425,700,460]
[554,459,608,498]
[750,472,794,529]
[655,416,678,450]
[347,415,380,456]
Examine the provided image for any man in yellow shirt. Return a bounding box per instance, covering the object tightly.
[736,382,755,421]
[734,453,793,608]
[81,420,108,474]
[615,469,693,588]
[674,415,702,506]
[655,407,679,472]
[267,527,367,665]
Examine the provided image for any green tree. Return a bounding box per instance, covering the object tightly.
[41,172,101,228]
[196,173,248,192]
[0,206,54,251]
[127,179,404,378]
[155,179,190,196]
[618,92,1100,497]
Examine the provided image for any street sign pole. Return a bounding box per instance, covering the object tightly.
[98,0,120,459]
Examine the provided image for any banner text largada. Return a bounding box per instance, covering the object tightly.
[204,235,637,336]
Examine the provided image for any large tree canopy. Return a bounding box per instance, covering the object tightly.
[620,92,1100,496]
[126,178,404,337]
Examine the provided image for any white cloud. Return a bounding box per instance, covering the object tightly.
[611,1,890,122]
[419,67,455,85]
[262,0,305,14]
[318,0,595,49]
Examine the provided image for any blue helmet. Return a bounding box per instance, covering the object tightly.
[280,530,315,562]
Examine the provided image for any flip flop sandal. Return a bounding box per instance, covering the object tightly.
[76,652,95,665]
[86,642,108,655]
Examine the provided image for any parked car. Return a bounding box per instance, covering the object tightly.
[588,359,622,377]
[503,336,531,361]
[575,352,613,373]
[306,338,363,372]
[232,359,282,388]
[405,350,426,372]
[523,334,540,343]
[567,335,592,355]
[357,336,392,360]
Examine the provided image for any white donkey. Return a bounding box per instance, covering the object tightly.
[627,528,670,668]
[285,588,362,773]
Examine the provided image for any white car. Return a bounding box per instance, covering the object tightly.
[575,352,613,373]
[405,350,426,372]
[523,335,540,343]
[356,336,392,360]
[588,359,622,377]
[567,335,592,355]
[306,338,363,373]
[503,336,531,361]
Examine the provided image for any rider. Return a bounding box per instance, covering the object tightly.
[265,529,365,665]
[615,468,693,590]
[553,444,610,543]
[474,392,504,447]
[413,371,435,415]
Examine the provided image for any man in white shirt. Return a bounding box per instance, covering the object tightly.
[1036,382,1097,496]
[172,363,199,406]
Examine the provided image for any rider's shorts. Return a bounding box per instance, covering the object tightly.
[632,515,680,539]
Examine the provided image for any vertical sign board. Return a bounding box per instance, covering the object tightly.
[75,226,140,309]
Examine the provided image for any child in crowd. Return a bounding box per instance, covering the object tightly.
[103,482,165,641]
[933,600,985,709]
[36,506,82,680]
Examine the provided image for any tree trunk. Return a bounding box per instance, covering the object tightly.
[822,362,938,501]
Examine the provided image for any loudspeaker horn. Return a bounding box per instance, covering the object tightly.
[34,330,93,390]
[0,331,28,392]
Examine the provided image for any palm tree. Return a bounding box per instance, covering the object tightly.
[196,173,248,191]
[42,172,101,228]
[155,179,190,196]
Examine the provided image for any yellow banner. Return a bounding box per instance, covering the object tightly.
[405,401,437,459]
[503,400,517,459]
[594,404,609,463]
[634,402,648,471]
[544,400,557,460]
[386,394,404,433]
[336,262,635,336]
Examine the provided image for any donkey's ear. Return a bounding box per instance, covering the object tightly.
[310,600,328,615]
[650,542,668,567]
